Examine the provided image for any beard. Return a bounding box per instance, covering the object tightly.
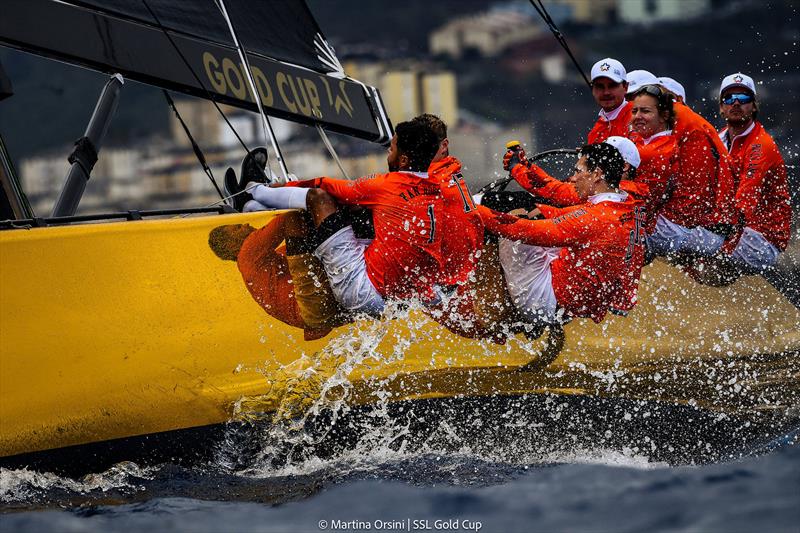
[726,114,750,126]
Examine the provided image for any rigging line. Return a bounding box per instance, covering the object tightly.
[140,0,254,156]
[214,0,290,183]
[316,125,351,180]
[528,0,592,88]
[162,90,224,199]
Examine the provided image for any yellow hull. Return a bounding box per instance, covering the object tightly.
[1,212,798,458]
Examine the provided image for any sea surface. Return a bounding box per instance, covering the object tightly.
[2,410,798,533]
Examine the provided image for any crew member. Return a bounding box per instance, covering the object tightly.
[208,212,348,341]
[412,114,484,289]
[479,143,645,326]
[587,58,632,143]
[496,139,647,316]
[669,82,737,252]
[245,120,446,316]
[658,76,687,103]
[716,72,791,272]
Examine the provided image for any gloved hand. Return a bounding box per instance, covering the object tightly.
[502,146,529,172]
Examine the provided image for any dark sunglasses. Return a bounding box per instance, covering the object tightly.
[721,93,754,105]
[626,84,664,100]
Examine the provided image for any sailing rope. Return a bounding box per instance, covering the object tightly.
[162,90,224,200]
[316,125,351,180]
[141,0,255,156]
[528,0,592,88]
[215,0,290,183]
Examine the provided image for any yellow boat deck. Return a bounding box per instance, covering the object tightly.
[1,211,798,458]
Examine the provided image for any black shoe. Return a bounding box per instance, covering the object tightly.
[239,147,270,190]
[224,167,250,212]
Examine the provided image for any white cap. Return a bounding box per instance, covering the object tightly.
[626,69,660,94]
[591,58,626,83]
[719,73,757,98]
[658,77,686,103]
[604,136,641,169]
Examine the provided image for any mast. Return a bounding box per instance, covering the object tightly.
[215,0,290,182]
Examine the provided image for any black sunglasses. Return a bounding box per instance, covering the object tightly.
[627,84,664,100]
[721,93,754,105]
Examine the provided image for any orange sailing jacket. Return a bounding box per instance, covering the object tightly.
[477,191,645,323]
[632,133,677,233]
[720,121,791,251]
[670,102,736,228]
[428,156,484,286]
[587,101,633,144]
[288,173,446,300]
[508,164,647,314]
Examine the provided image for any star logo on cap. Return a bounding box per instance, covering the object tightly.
[600,63,610,71]
[733,75,743,83]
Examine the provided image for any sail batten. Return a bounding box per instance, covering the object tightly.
[0,0,392,144]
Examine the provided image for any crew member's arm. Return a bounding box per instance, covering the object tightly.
[734,143,774,226]
[284,175,386,206]
[477,204,601,248]
[509,164,581,207]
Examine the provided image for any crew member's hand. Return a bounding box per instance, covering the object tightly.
[503,147,529,172]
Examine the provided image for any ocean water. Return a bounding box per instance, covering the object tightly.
[1,432,798,533]
[2,390,798,533]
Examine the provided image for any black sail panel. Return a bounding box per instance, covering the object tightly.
[0,0,392,144]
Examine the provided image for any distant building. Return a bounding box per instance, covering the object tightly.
[550,0,617,24]
[429,10,541,59]
[449,113,536,189]
[346,60,459,125]
[618,0,711,23]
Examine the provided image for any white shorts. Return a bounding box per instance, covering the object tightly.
[498,238,560,324]
[646,215,724,257]
[731,227,780,271]
[313,226,385,316]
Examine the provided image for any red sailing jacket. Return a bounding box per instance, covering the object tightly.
[287,172,445,300]
[508,164,647,314]
[587,101,633,144]
[632,133,678,234]
[477,191,645,323]
[428,156,484,286]
[720,121,791,251]
[670,102,736,228]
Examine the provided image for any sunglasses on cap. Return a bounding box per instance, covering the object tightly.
[627,84,664,100]
[721,93,754,105]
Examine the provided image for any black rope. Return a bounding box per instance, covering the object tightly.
[528,0,592,88]
[162,90,224,199]
[212,0,287,179]
[140,0,255,158]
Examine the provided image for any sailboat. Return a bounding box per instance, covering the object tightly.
[1,0,798,473]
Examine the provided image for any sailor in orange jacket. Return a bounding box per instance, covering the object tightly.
[412,114,484,289]
[478,143,646,325]
[717,73,791,271]
[587,58,632,144]
[641,86,737,261]
[207,212,349,341]
[500,137,647,316]
[246,120,446,315]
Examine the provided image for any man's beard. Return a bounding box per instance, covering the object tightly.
[726,113,750,126]
[388,162,399,172]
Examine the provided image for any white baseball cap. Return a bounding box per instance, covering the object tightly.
[719,73,757,98]
[591,58,626,84]
[658,77,686,103]
[604,136,641,169]
[626,70,660,94]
